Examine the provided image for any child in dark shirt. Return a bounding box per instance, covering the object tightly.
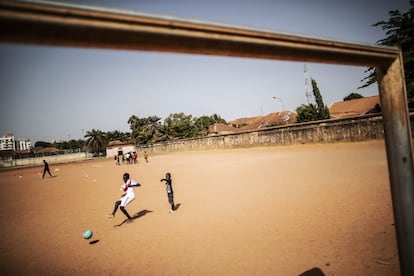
[42,160,52,179]
[160,172,175,213]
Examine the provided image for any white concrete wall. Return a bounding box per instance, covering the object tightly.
[0,152,93,168]
[106,145,136,158]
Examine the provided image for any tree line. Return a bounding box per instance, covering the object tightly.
[76,113,226,155]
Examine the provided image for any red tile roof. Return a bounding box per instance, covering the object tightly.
[210,111,297,134]
[329,96,380,118]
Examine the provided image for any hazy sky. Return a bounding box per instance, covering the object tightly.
[0,0,411,143]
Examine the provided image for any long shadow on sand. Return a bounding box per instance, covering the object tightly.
[133,209,153,219]
[113,209,153,227]
[173,203,181,211]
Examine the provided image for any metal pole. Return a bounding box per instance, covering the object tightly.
[377,55,414,275]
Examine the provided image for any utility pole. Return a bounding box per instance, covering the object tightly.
[272,96,285,110]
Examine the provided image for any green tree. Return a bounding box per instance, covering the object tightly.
[156,122,174,142]
[128,115,146,145]
[128,115,162,145]
[84,129,107,156]
[53,139,85,151]
[194,116,214,136]
[70,139,85,150]
[106,130,130,142]
[296,104,319,123]
[209,114,227,124]
[343,92,364,101]
[313,79,330,119]
[127,115,140,138]
[194,114,227,135]
[34,141,52,148]
[360,1,414,105]
[143,116,163,144]
[164,112,197,139]
[296,79,330,122]
[128,113,227,145]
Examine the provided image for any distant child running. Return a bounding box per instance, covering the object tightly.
[144,151,149,163]
[106,173,141,223]
[42,160,52,179]
[160,172,175,213]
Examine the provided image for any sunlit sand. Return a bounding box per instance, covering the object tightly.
[0,140,399,275]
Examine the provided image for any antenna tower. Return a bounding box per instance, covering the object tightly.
[304,64,313,104]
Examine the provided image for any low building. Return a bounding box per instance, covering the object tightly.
[106,140,136,158]
[209,111,297,135]
[329,95,380,119]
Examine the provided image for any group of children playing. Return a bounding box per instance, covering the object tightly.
[114,151,149,166]
[106,172,175,223]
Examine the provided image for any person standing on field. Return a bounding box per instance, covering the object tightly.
[160,172,175,213]
[42,160,52,179]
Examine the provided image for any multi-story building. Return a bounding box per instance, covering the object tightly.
[0,133,15,151]
[0,134,32,151]
[15,139,32,151]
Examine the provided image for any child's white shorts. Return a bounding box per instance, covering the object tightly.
[121,194,135,207]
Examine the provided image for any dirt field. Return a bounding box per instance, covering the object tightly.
[0,141,399,275]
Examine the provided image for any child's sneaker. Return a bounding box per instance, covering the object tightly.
[169,209,175,213]
[126,219,134,223]
[106,214,114,218]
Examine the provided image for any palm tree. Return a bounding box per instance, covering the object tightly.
[128,115,162,145]
[106,130,130,142]
[84,129,108,156]
[128,115,143,145]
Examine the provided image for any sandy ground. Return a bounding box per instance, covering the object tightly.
[0,141,399,275]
